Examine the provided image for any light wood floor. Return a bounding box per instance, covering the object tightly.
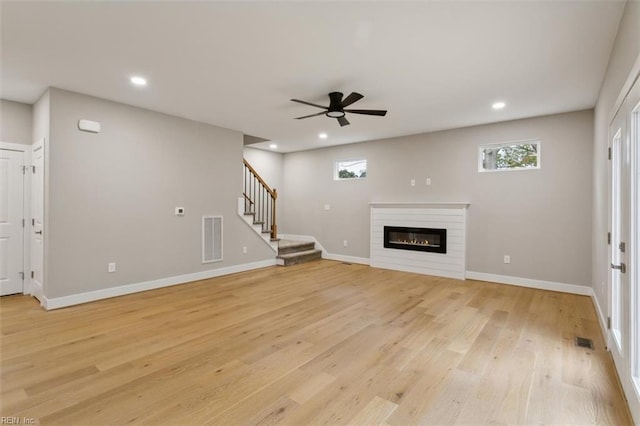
[0,260,633,425]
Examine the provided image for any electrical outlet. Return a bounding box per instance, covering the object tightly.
[410,179,415,187]
[503,255,510,264]
[343,240,348,247]
[242,246,248,254]
[426,178,432,186]
[108,262,116,273]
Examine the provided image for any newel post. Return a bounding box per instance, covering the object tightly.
[271,189,278,240]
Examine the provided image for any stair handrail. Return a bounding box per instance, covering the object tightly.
[243,159,278,240]
[243,160,277,197]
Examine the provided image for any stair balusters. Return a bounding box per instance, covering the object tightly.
[243,159,278,240]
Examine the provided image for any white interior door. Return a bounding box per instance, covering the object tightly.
[609,75,640,421]
[0,148,25,296]
[31,140,44,300]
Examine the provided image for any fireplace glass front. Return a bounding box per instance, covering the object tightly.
[383,226,447,254]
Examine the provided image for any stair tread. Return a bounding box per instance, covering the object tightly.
[277,249,322,259]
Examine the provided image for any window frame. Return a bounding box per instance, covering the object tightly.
[334,158,367,181]
[478,139,541,173]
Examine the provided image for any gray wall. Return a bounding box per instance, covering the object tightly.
[282,110,593,287]
[45,88,273,298]
[592,1,640,310]
[1,99,33,144]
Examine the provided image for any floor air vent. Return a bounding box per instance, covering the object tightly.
[575,336,594,349]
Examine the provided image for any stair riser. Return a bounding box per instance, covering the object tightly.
[278,242,315,255]
[277,251,322,266]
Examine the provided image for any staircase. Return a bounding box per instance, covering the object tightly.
[241,159,321,266]
[276,240,322,266]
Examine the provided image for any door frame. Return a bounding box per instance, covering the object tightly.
[608,102,630,384]
[607,56,640,422]
[0,141,31,296]
[30,138,45,304]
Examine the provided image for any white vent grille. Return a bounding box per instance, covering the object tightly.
[202,216,223,263]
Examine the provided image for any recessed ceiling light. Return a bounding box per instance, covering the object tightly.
[269,143,278,149]
[318,133,328,139]
[130,76,147,86]
[492,101,506,110]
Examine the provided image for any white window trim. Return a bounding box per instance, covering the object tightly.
[478,138,541,173]
[334,158,367,181]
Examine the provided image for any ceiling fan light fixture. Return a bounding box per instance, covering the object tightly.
[326,110,345,118]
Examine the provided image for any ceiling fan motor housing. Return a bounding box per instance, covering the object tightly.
[326,92,345,117]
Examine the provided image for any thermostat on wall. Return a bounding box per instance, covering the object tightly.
[175,207,185,216]
[78,119,101,133]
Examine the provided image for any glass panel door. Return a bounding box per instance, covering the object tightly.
[609,75,640,422]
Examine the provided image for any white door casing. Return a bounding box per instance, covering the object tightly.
[0,148,25,296]
[31,140,44,302]
[609,74,640,422]
[609,109,629,369]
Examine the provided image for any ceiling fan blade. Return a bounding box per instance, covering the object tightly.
[344,109,387,116]
[290,99,328,109]
[341,92,364,108]
[294,111,327,120]
[337,116,350,127]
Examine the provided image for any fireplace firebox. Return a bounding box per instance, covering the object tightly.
[383,226,447,254]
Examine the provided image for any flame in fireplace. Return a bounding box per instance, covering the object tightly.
[393,239,434,246]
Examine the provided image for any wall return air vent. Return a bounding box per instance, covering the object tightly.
[202,216,223,263]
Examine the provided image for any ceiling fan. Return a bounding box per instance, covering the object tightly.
[291,91,387,127]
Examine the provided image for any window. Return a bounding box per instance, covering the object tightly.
[478,139,540,172]
[335,159,367,180]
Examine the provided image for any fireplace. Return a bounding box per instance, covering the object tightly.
[383,226,447,254]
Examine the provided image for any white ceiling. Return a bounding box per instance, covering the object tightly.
[0,1,625,153]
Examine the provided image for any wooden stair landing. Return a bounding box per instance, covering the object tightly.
[276,240,321,266]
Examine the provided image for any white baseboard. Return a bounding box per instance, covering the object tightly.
[465,271,592,296]
[43,259,277,310]
[324,253,370,265]
[589,288,609,345]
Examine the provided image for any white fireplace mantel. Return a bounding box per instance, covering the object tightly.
[369,202,469,280]
[369,202,470,209]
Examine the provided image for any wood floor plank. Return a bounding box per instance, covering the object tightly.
[0,260,633,425]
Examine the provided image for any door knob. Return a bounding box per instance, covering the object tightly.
[35,230,42,235]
